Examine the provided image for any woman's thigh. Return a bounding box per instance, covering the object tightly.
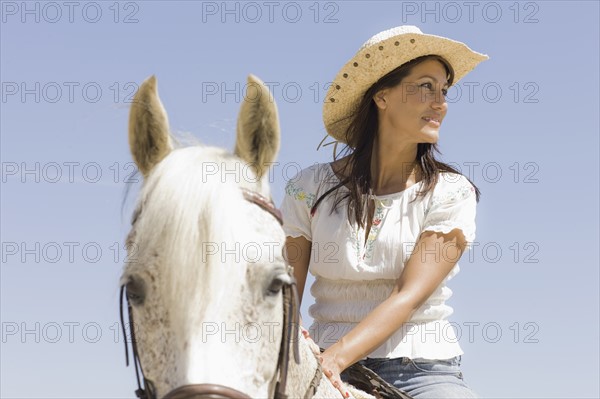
[361,356,479,399]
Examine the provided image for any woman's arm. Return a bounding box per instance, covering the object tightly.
[320,228,469,393]
[284,235,311,308]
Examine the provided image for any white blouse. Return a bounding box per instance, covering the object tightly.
[280,162,477,360]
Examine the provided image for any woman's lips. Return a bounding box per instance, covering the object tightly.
[422,116,441,127]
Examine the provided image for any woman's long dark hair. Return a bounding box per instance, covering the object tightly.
[311,55,481,228]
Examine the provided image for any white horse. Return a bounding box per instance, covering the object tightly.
[120,75,375,399]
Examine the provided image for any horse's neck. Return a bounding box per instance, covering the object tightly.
[286,335,376,399]
[286,334,339,398]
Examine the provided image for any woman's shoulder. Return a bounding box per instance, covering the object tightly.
[431,172,476,204]
[283,162,336,210]
[436,171,473,186]
[286,162,329,182]
[284,162,336,191]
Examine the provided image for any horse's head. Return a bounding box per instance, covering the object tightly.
[121,75,292,398]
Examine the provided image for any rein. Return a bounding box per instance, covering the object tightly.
[119,285,157,399]
[120,188,323,399]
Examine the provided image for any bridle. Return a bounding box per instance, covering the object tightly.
[119,188,322,399]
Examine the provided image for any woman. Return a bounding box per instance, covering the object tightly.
[281,26,488,398]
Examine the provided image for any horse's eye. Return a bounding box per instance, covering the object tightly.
[266,275,286,296]
[126,277,146,305]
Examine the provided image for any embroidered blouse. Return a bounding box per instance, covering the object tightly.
[279,162,477,360]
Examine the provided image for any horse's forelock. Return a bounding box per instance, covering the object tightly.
[130,146,254,324]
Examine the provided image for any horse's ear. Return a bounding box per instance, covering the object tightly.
[234,74,280,180]
[128,75,173,177]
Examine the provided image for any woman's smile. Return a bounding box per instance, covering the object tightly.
[422,114,442,127]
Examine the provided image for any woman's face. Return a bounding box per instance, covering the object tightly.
[374,58,449,146]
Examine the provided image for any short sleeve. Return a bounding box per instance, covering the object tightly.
[279,166,318,241]
[421,174,477,245]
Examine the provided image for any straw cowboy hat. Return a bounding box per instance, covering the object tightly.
[322,25,489,144]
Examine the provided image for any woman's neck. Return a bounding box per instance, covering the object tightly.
[370,139,421,195]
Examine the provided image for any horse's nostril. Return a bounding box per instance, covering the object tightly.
[162,384,252,399]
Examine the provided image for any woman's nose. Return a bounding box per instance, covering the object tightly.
[431,94,446,110]
[430,88,447,109]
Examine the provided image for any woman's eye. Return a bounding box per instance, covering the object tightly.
[420,82,448,98]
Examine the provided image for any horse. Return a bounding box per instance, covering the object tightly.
[119,74,376,399]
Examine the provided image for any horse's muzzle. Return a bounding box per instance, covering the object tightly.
[162,384,252,399]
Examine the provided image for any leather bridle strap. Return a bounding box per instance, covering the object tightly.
[242,188,304,398]
[241,188,301,398]
[120,285,157,399]
[162,384,251,399]
[304,359,322,399]
[273,273,301,399]
[241,188,283,226]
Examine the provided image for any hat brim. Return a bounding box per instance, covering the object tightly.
[323,31,488,144]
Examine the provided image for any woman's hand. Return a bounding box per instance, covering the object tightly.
[300,327,321,357]
[319,347,350,398]
[300,328,350,398]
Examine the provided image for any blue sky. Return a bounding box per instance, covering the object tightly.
[1,1,599,397]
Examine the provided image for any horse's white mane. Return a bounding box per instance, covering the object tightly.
[123,146,254,332]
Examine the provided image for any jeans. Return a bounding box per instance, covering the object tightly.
[342,356,479,399]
